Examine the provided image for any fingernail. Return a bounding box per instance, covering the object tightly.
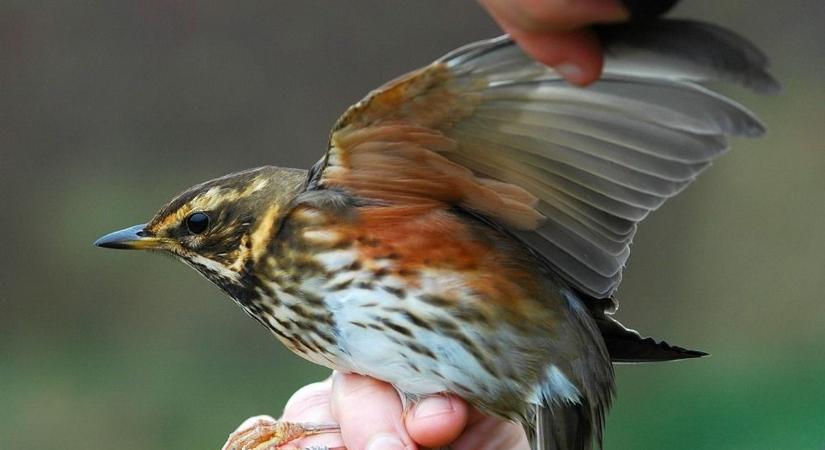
[366,434,406,450]
[413,396,454,419]
[555,62,583,81]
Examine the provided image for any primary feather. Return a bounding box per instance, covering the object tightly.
[430,19,776,298]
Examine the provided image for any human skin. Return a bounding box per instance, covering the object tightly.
[478,0,629,85]
[238,373,529,450]
[224,1,631,449]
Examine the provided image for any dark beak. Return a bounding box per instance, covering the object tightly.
[94,224,160,250]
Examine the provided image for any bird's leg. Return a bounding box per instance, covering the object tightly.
[223,417,340,450]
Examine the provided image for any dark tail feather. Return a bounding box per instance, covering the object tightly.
[582,295,707,363]
[597,315,708,363]
[529,401,595,450]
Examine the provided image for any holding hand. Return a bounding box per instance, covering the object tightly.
[478,0,630,85]
[223,373,528,450]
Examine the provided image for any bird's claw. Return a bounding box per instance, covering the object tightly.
[222,417,340,450]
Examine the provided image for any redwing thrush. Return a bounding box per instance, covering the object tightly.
[96,19,777,450]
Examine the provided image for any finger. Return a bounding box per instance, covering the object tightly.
[404,395,469,448]
[281,378,345,449]
[452,409,529,450]
[282,378,335,422]
[480,0,627,33]
[331,372,415,450]
[508,27,604,85]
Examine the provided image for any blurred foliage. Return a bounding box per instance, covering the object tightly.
[1,1,823,449]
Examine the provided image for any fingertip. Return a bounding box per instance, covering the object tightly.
[405,395,469,448]
[331,373,415,450]
[282,378,333,421]
[510,29,604,86]
[555,59,602,86]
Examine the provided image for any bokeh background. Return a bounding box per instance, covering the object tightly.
[2,1,823,449]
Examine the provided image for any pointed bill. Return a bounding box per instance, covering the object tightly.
[94,224,160,250]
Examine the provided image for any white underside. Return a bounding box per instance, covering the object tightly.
[317,265,580,406]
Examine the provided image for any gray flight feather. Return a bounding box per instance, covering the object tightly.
[437,19,777,300]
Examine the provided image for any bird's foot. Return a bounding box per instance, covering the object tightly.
[222,416,341,450]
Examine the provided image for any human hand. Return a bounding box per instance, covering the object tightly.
[223,372,529,450]
[478,0,630,85]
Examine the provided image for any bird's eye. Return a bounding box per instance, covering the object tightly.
[185,212,210,235]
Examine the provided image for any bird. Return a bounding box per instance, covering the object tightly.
[95,18,777,450]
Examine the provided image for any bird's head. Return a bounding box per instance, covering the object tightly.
[95,166,307,287]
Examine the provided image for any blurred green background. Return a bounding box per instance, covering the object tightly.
[2,1,823,449]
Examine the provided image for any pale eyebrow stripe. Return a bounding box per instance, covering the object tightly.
[249,204,281,263]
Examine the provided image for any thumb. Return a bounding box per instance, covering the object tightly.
[331,372,415,450]
[405,395,469,448]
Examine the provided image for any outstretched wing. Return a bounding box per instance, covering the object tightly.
[306,19,777,298]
